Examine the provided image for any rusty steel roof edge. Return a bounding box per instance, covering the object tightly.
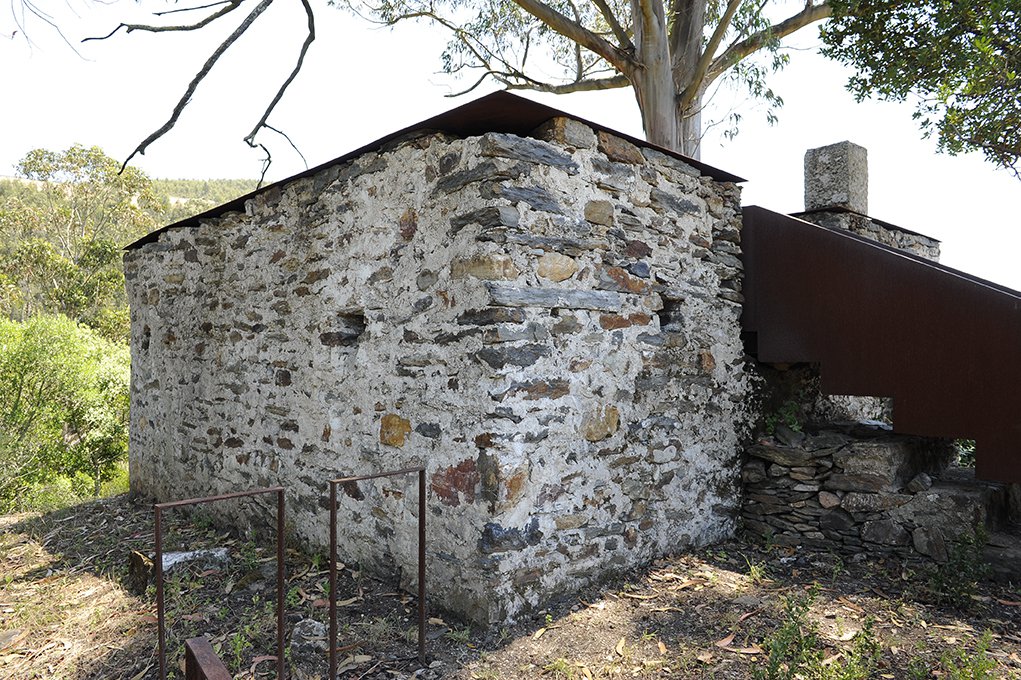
[125,91,744,251]
[791,206,941,242]
[750,205,1021,300]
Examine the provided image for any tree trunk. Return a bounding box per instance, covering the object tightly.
[679,93,703,158]
[631,0,679,151]
[94,462,101,497]
[669,0,708,159]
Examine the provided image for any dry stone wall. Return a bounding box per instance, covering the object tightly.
[125,119,753,625]
[740,423,1017,562]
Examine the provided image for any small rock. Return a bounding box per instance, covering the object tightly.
[290,618,328,656]
[597,131,645,165]
[906,472,933,493]
[380,413,412,447]
[584,200,615,226]
[818,491,841,509]
[536,253,578,282]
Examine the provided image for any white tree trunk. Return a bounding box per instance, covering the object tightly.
[680,95,703,158]
[631,0,679,151]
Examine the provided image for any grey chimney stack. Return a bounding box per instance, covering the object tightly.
[804,141,868,214]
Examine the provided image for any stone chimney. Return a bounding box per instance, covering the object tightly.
[805,141,868,214]
[801,141,940,262]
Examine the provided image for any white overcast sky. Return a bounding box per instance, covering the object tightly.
[2,1,1019,289]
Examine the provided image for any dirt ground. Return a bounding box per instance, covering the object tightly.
[1,494,1019,679]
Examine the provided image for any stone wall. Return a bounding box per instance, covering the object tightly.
[740,423,1017,562]
[125,118,754,625]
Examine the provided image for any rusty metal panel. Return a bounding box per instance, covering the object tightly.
[741,206,1021,483]
[184,637,231,680]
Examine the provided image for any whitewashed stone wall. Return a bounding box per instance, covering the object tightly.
[125,120,753,624]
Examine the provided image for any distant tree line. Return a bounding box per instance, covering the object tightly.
[0,145,253,510]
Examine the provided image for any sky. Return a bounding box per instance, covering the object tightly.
[2,1,1019,289]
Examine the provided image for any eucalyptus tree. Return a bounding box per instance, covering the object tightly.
[16,0,1016,173]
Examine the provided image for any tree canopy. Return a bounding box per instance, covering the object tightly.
[822,1,1020,178]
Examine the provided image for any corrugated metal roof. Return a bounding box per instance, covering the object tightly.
[126,91,743,250]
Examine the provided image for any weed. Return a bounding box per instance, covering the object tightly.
[937,631,998,680]
[927,528,990,609]
[542,657,577,678]
[745,555,768,584]
[361,615,398,643]
[765,400,802,435]
[286,585,302,608]
[754,587,821,680]
[227,627,253,671]
[753,586,880,680]
[640,629,658,642]
[238,538,260,572]
[445,624,473,644]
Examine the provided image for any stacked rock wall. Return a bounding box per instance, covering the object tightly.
[740,424,1015,562]
[125,118,753,624]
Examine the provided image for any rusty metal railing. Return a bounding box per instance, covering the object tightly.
[184,636,231,680]
[154,487,286,680]
[328,466,427,678]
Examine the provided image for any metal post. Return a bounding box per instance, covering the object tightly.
[417,469,426,664]
[155,506,166,680]
[153,487,286,679]
[329,480,338,680]
[325,466,427,673]
[277,488,286,680]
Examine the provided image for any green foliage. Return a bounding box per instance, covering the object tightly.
[764,399,802,435]
[0,314,130,510]
[938,631,998,680]
[823,1,1021,177]
[754,585,881,680]
[956,439,977,467]
[0,146,164,342]
[927,528,990,609]
[151,178,258,224]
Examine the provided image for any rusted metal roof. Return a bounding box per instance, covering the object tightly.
[126,91,743,250]
[742,205,1021,484]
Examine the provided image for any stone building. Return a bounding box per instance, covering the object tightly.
[126,93,1021,623]
[124,92,755,624]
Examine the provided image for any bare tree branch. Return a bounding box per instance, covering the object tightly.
[155,1,235,17]
[120,0,275,170]
[504,73,630,94]
[680,0,741,111]
[513,0,636,75]
[83,0,244,42]
[591,0,632,51]
[706,0,832,85]
[243,0,315,163]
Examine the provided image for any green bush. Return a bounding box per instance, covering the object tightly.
[0,314,129,510]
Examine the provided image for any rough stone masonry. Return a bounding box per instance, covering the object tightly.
[124,116,755,624]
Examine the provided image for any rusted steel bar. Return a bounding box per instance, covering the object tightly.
[184,636,232,680]
[330,465,427,485]
[154,487,287,680]
[154,486,286,510]
[328,466,428,678]
[155,506,165,680]
[417,468,426,663]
